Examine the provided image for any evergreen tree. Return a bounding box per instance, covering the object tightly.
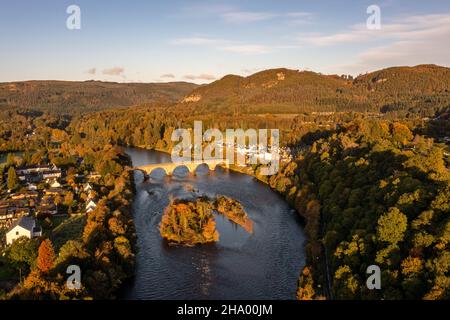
[7,167,18,190]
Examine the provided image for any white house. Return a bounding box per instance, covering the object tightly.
[27,184,37,191]
[16,165,51,175]
[6,216,42,245]
[84,183,93,192]
[50,180,61,188]
[85,200,97,213]
[43,170,62,180]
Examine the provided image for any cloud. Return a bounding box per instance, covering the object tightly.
[170,9,313,55]
[102,67,125,76]
[170,36,271,55]
[297,13,450,47]
[178,3,313,26]
[287,12,312,18]
[222,11,276,24]
[183,74,216,81]
[180,3,235,17]
[221,45,272,54]
[337,39,450,75]
[285,12,314,26]
[161,73,175,79]
[170,37,228,46]
[86,68,96,75]
[315,14,450,74]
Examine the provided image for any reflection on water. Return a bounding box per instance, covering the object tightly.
[123,147,306,300]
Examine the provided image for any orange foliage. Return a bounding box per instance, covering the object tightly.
[37,239,56,273]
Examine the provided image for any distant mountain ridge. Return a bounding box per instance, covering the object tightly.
[178,64,450,116]
[1,64,449,116]
[0,80,199,112]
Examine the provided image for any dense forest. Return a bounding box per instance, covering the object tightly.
[260,120,449,299]
[0,81,198,114]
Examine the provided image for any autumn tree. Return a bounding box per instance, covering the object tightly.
[391,122,413,146]
[297,266,316,300]
[37,239,56,273]
[377,207,408,244]
[63,191,75,212]
[400,257,423,277]
[333,265,360,299]
[108,216,126,235]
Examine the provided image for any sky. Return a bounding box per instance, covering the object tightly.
[1,0,450,83]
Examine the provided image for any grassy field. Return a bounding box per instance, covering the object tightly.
[50,215,87,251]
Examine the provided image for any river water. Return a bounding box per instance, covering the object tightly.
[123,147,306,300]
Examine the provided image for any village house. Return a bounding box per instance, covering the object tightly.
[0,207,29,228]
[27,183,38,191]
[86,173,101,180]
[16,164,62,183]
[1,198,31,208]
[36,203,58,216]
[6,216,42,245]
[0,209,17,227]
[84,183,93,192]
[10,193,27,200]
[49,179,62,188]
[0,188,43,228]
[45,187,64,196]
[43,168,62,180]
[37,193,60,215]
[15,165,52,175]
[24,191,39,199]
[86,200,97,213]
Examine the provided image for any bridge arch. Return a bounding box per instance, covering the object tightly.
[172,165,191,176]
[193,162,213,174]
[148,167,169,177]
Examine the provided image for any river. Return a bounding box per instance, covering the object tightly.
[123,147,306,300]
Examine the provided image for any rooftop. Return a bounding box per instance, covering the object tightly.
[7,216,36,233]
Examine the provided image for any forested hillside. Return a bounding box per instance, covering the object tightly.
[261,120,450,300]
[354,65,450,116]
[178,65,450,117]
[2,65,449,118]
[0,81,198,113]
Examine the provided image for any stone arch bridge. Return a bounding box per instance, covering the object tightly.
[135,159,230,176]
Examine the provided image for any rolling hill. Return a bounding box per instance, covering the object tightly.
[0,80,199,113]
[2,65,449,117]
[177,65,450,116]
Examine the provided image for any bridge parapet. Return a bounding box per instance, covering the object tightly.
[135,159,230,176]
